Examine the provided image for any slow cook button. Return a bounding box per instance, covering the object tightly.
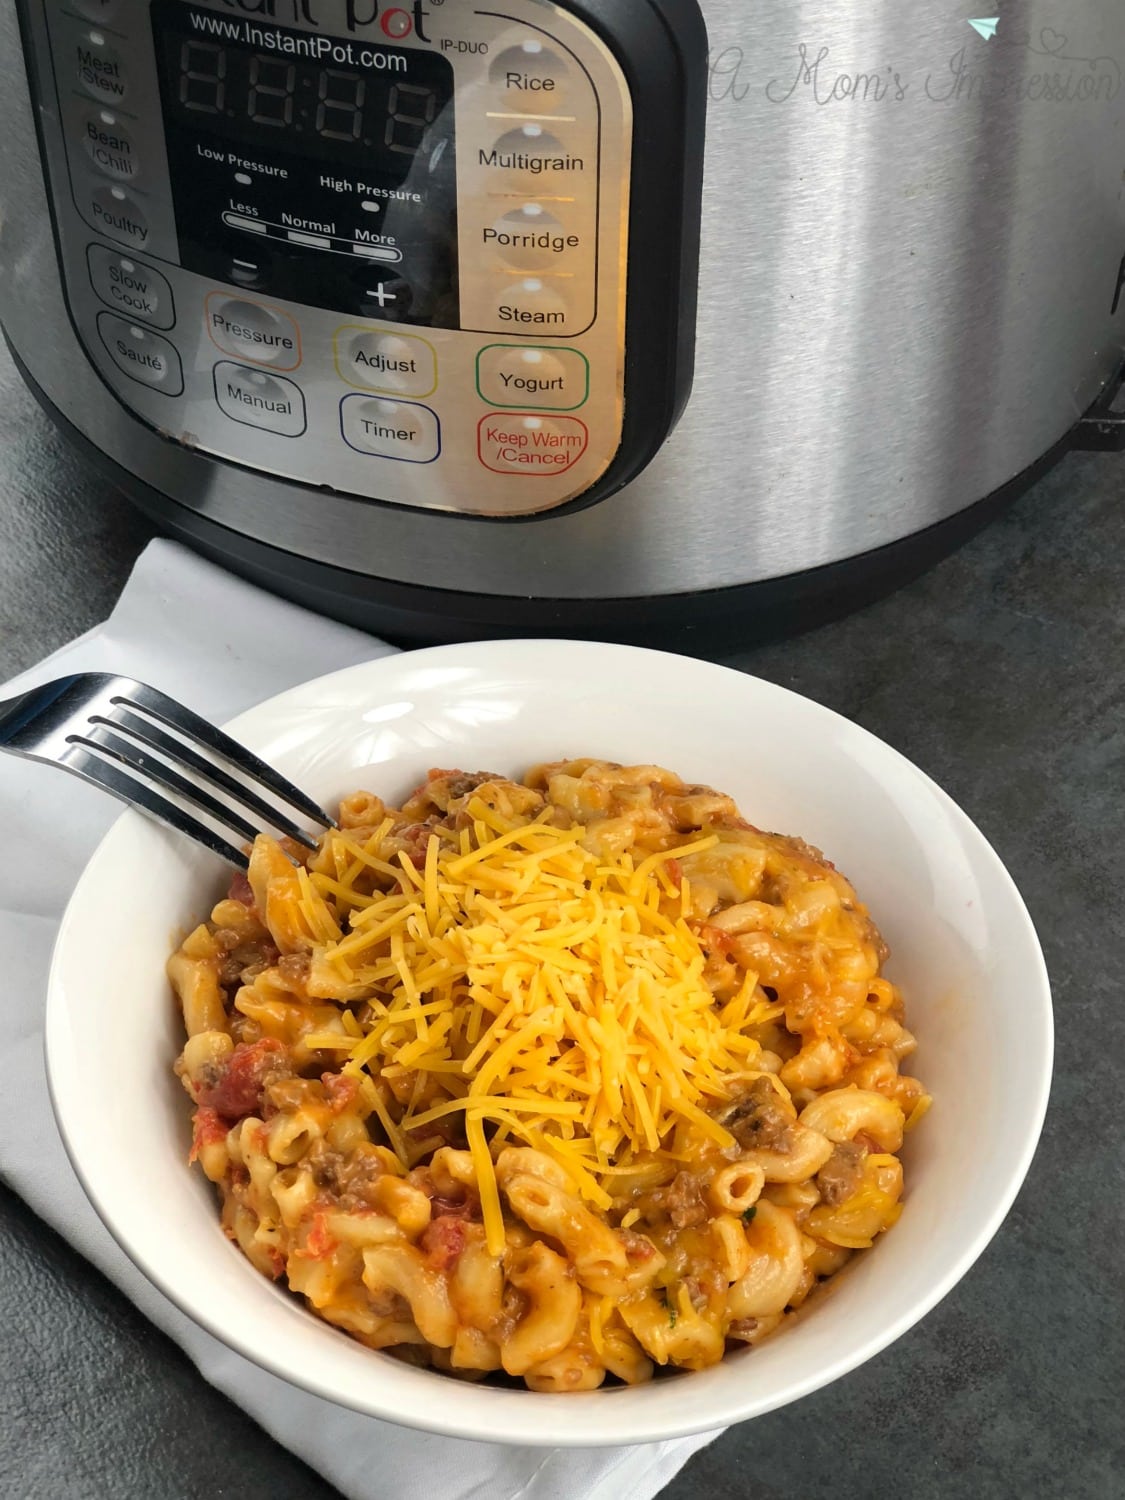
[477,344,589,410]
[340,396,441,464]
[87,245,175,328]
[88,185,148,248]
[478,413,588,475]
[75,32,127,103]
[334,328,437,397]
[205,293,301,369]
[96,312,183,395]
[81,110,139,182]
[213,362,306,437]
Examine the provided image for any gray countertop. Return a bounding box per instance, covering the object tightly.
[1,333,1122,1500]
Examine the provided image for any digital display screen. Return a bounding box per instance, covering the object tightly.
[151,0,459,325]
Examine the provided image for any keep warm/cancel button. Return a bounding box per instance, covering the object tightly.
[478,413,589,475]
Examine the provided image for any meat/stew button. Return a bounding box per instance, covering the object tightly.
[478,413,589,475]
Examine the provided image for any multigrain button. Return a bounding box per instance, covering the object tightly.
[97,312,183,395]
[88,185,148,248]
[490,41,571,108]
[477,345,589,410]
[484,126,585,188]
[334,328,437,397]
[478,412,588,475]
[75,33,127,103]
[341,396,440,463]
[494,277,570,333]
[82,111,138,182]
[87,245,175,328]
[214,363,306,437]
[205,294,301,369]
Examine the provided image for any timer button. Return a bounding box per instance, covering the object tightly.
[87,185,149,249]
[205,294,301,370]
[97,313,183,396]
[493,278,570,334]
[75,32,128,103]
[213,363,307,438]
[476,345,589,411]
[81,110,139,183]
[478,412,589,476]
[334,328,438,398]
[340,396,441,464]
[490,41,571,109]
[87,245,175,329]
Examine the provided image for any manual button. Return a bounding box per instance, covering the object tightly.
[214,363,306,437]
[205,294,301,370]
[97,312,183,395]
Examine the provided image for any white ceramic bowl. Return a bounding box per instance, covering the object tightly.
[45,641,1052,1446]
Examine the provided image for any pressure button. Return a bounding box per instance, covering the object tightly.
[205,295,301,370]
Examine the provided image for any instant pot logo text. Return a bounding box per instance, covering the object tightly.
[710,27,1120,107]
[206,0,432,43]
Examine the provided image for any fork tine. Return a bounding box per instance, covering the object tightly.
[60,744,249,868]
[96,708,319,850]
[69,729,262,848]
[119,683,336,829]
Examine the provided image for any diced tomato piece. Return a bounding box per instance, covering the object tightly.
[322,1072,359,1114]
[197,1038,287,1122]
[665,857,682,888]
[420,1216,467,1272]
[189,1106,228,1163]
[227,871,255,907]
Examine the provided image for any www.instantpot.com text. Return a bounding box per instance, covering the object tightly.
[186,9,409,69]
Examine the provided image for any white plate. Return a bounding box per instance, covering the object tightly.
[45,640,1052,1446]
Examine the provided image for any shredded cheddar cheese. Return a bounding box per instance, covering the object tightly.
[311,801,761,1253]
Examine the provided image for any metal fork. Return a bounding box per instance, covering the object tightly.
[0,673,335,868]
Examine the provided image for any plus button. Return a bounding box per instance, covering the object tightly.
[367,284,397,309]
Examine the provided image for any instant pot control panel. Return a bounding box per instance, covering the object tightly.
[26,0,704,518]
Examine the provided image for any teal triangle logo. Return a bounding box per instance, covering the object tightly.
[968,18,1000,40]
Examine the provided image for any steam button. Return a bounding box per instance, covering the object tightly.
[492,278,571,335]
[97,313,183,395]
[205,294,301,369]
[75,33,128,103]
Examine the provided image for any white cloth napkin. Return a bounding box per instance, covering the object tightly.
[0,539,720,1500]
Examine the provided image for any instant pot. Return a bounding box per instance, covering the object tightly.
[2,0,1124,643]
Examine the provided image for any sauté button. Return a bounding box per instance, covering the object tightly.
[87,245,175,328]
[81,111,138,182]
[476,345,589,410]
[340,396,441,464]
[205,294,301,369]
[478,413,588,475]
[75,33,127,103]
[490,41,571,107]
[87,185,148,248]
[97,313,183,395]
[213,363,307,438]
[334,328,437,397]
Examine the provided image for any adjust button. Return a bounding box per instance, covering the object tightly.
[87,245,175,328]
[477,345,589,411]
[205,294,301,369]
[81,110,138,182]
[87,185,148,248]
[97,313,183,395]
[334,328,437,397]
[75,32,127,104]
[478,412,588,475]
[213,363,306,438]
[341,396,441,464]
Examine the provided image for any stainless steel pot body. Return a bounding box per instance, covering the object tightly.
[2,1,1123,603]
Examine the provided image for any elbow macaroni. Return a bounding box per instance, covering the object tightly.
[169,760,929,1390]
